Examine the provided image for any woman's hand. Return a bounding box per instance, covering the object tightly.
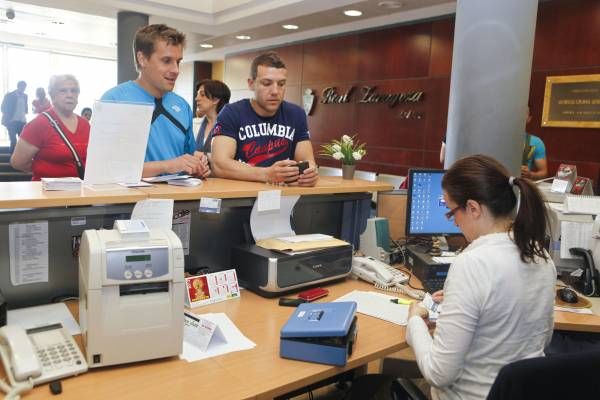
[432,290,444,304]
[408,302,429,320]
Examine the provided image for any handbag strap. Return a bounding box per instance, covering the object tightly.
[42,111,84,179]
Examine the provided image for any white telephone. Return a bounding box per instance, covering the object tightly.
[352,256,424,300]
[0,323,88,398]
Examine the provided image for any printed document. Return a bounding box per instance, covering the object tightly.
[9,221,49,286]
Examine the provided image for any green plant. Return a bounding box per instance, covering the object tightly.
[319,135,367,165]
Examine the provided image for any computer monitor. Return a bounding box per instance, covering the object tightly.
[405,169,462,237]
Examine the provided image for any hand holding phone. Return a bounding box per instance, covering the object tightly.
[296,161,309,175]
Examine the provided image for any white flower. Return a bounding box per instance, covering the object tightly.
[352,151,363,161]
[332,144,341,152]
[342,135,353,144]
[332,152,344,160]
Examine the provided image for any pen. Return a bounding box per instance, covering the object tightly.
[390,298,413,305]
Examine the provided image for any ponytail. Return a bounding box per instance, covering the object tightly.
[510,177,549,263]
[443,155,549,263]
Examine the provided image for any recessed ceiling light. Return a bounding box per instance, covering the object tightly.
[343,10,363,17]
[200,43,214,48]
[378,1,404,8]
[282,24,299,30]
[236,35,251,40]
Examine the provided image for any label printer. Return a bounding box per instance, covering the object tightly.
[78,221,184,367]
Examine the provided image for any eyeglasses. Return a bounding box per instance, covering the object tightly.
[445,205,462,221]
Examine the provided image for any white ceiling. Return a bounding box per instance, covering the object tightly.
[0,0,457,61]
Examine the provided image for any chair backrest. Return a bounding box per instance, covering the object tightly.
[487,350,600,400]
[318,166,343,177]
[377,173,406,190]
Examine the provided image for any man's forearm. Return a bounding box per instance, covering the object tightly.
[142,160,171,178]
[212,158,268,182]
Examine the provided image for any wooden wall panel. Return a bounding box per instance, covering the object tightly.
[302,35,359,84]
[424,77,450,151]
[429,18,454,77]
[358,23,432,80]
[532,0,600,70]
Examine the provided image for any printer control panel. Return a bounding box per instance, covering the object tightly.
[105,247,169,281]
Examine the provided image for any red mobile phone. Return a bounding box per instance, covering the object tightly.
[297,287,329,302]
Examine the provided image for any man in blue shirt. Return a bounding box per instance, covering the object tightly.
[102,24,209,178]
[211,52,318,186]
[521,105,547,179]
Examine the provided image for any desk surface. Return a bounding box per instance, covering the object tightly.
[0,177,393,209]
[138,176,393,200]
[22,279,407,400]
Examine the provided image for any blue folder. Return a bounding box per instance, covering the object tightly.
[280,301,357,366]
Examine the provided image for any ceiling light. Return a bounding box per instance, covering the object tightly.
[378,1,404,8]
[282,24,299,30]
[343,10,363,17]
[236,35,251,40]
[200,43,214,48]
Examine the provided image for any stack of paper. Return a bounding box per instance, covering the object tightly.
[167,178,203,187]
[142,174,191,183]
[41,177,82,191]
[256,234,349,252]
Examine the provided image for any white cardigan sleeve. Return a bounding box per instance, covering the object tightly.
[407,255,482,388]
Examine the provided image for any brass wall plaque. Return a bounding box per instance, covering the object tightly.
[541,74,600,128]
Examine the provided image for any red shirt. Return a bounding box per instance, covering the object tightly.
[20,108,90,181]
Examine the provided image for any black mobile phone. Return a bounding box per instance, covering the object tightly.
[296,161,309,174]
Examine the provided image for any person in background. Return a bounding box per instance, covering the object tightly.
[521,105,547,179]
[81,107,92,121]
[195,79,230,154]
[211,52,318,186]
[406,154,555,400]
[1,80,28,153]
[101,24,209,179]
[440,136,446,165]
[32,87,51,114]
[10,75,90,181]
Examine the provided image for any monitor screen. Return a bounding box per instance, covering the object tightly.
[406,169,462,236]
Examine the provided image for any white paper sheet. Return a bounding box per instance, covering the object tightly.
[7,303,81,335]
[9,221,49,286]
[131,199,174,230]
[180,312,255,362]
[560,221,593,259]
[335,290,408,326]
[84,100,153,185]
[250,195,300,241]
[554,306,593,315]
[257,190,281,212]
[277,234,333,243]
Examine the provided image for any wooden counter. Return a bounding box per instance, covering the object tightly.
[0,182,146,209]
[138,176,393,200]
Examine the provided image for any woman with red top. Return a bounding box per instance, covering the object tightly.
[10,75,90,181]
[32,87,51,114]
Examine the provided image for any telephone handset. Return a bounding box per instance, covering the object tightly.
[569,247,599,297]
[352,256,398,286]
[0,322,88,398]
[0,325,42,382]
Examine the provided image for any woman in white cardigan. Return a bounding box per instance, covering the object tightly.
[407,155,556,400]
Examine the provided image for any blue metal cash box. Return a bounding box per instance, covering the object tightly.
[280,301,357,366]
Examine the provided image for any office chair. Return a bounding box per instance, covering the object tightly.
[486,350,600,399]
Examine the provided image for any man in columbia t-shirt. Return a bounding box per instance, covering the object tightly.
[211,52,318,186]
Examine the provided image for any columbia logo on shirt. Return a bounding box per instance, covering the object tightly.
[238,123,296,141]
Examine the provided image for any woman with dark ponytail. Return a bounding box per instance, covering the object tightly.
[406,154,556,400]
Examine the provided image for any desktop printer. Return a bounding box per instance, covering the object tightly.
[231,244,353,297]
[280,301,357,366]
[78,223,185,367]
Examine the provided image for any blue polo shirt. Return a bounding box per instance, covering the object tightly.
[524,133,546,171]
[101,81,195,162]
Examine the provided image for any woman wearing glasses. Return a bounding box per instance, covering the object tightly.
[10,75,90,181]
[406,155,556,400]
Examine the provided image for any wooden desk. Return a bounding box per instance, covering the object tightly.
[0,182,146,209]
[137,177,393,200]
[554,296,600,333]
[20,279,406,400]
